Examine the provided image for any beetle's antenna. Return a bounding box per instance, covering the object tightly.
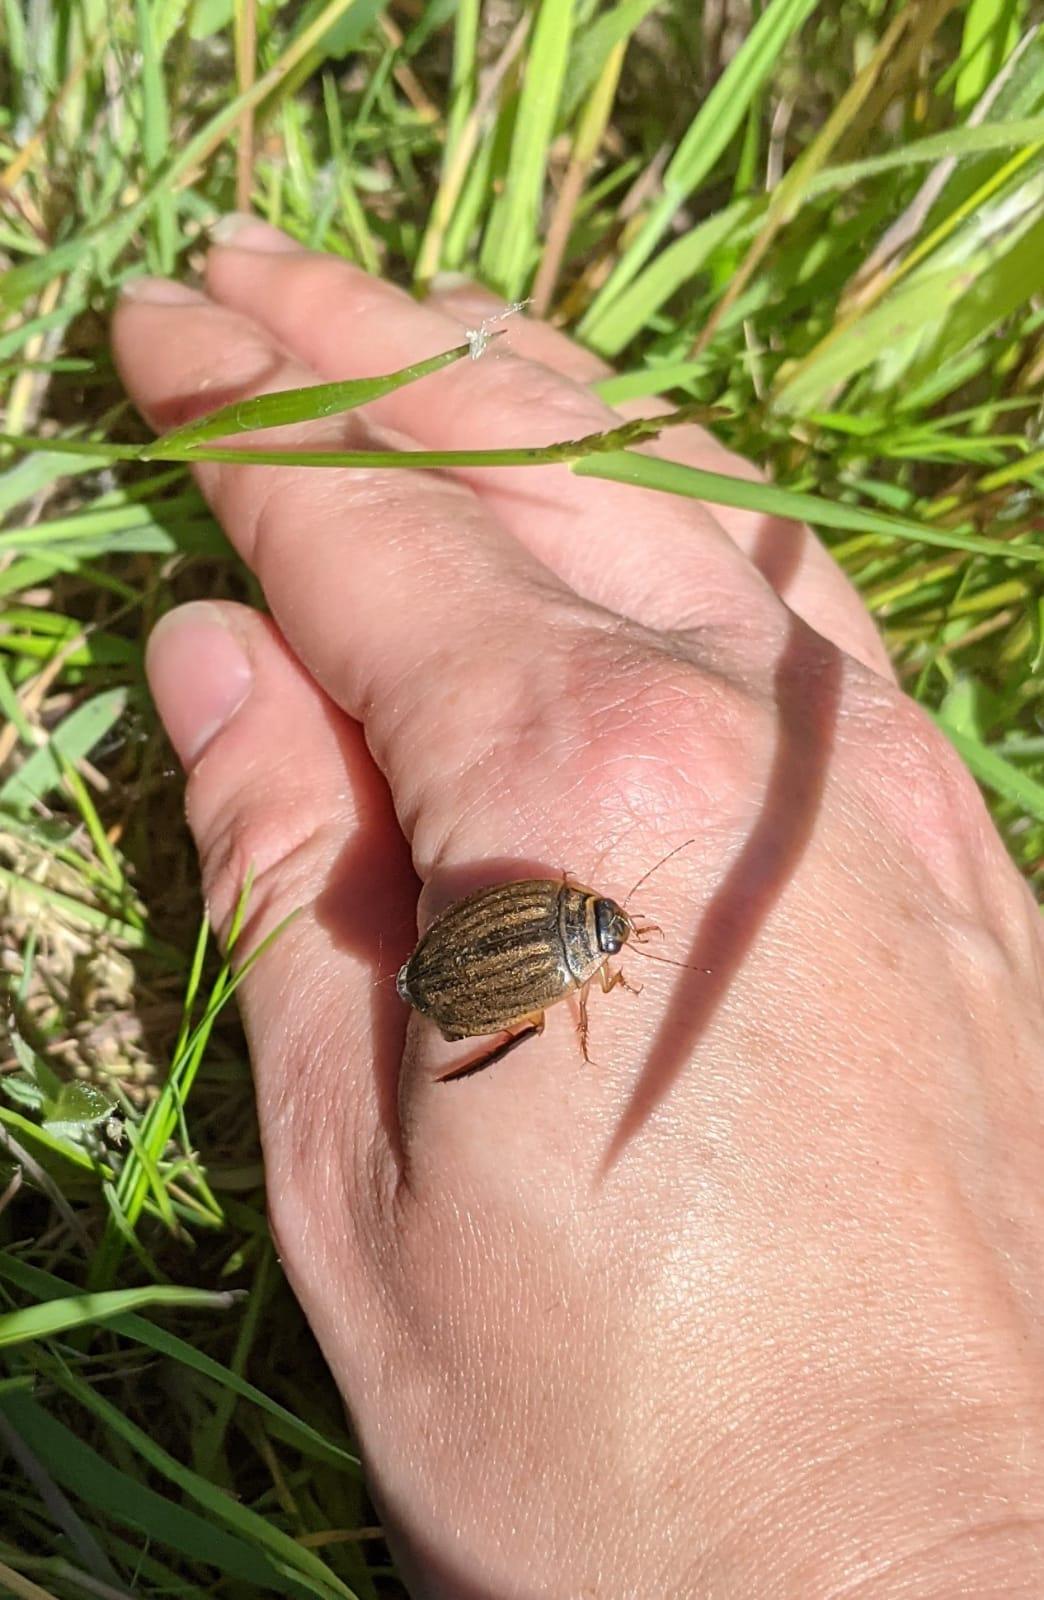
[623,838,696,907]
[628,944,711,975]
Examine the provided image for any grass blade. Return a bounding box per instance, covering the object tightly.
[0,1253,360,1473]
[0,1285,242,1350]
[0,689,129,812]
[0,1392,334,1597]
[480,0,576,296]
[579,0,819,336]
[147,341,475,454]
[25,1361,362,1599]
[574,451,1044,562]
[932,716,1044,820]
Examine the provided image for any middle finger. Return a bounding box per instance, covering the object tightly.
[204,221,783,637]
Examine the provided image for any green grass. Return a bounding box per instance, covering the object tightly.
[1,0,1042,1593]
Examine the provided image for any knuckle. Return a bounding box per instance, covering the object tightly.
[397,604,775,874]
[521,616,772,831]
[243,464,335,578]
[869,693,984,834]
[453,353,611,442]
[851,688,994,893]
[575,649,768,825]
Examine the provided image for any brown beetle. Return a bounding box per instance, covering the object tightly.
[396,844,695,1083]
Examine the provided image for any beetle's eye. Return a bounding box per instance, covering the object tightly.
[594,898,626,954]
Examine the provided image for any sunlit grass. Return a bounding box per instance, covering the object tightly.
[1,0,1042,1593]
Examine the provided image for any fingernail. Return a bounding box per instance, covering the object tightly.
[210,213,303,253]
[121,276,207,305]
[147,602,253,768]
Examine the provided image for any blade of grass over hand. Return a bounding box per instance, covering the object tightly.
[481,0,576,297]
[0,420,1036,563]
[145,341,476,454]
[177,903,302,1069]
[574,451,1044,562]
[0,1286,242,1350]
[2,407,704,472]
[579,0,819,338]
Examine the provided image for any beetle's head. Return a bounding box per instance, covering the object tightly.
[593,897,632,955]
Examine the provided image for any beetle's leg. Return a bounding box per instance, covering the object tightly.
[598,964,642,997]
[578,983,592,1063]
[436,1013,545,1084]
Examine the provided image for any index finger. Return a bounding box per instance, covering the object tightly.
[113,278,580,869]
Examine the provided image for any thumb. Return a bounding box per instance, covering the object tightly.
[145,600,413,1296]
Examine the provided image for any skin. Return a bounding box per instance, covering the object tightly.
[115,217,1044,1599]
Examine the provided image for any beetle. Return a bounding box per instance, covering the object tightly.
[396,842,696,1084]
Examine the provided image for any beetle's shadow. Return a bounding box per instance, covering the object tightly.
[298,698,424,1169]
[602,610,844,1171]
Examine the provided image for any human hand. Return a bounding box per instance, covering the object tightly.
[115,217,1044,1598]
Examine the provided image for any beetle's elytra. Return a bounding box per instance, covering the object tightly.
[396,878,636,1082]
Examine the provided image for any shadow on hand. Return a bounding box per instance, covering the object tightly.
[306,699,419,1169]
[603,612,844,1170]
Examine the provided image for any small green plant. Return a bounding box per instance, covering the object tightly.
[1,0,1041,1593]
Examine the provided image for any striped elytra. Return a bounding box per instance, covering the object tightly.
[396,879,633,1042]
